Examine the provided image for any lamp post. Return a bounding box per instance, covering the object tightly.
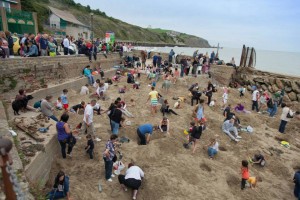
[90,12,94,42]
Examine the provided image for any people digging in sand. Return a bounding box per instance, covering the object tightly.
[118,163,144,200]
[82,100,96,136]
[41,95,59,122]
[222,118,242,142]
[147,86,159,116]
[158,117,170,134]
[70,101,85,114]
[85,134,94,159]
[251,153,266,167]
[161,99,178,116]
[57,113,78,159]
[206,138,219,159]
[241,160,249,190]
[137,124,154,145]
[184,120,205,154]
[103,134,118,182]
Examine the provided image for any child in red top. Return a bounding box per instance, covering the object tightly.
[241,160,249,190]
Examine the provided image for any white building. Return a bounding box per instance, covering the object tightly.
[48,6,91,39]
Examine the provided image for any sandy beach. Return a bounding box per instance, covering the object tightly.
[43,65,300,200]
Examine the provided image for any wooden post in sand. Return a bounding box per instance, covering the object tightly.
[239,45,246,67]
[248,48,254,68]
[0,137,17,200]
[243,47,249,67]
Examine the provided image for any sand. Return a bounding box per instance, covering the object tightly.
[45,68,300,200]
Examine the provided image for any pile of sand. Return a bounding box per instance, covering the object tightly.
[46,72,300,200]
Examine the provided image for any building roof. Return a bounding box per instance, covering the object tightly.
[48,6,88,27]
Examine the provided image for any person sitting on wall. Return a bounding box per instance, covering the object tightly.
[24,40,38,57]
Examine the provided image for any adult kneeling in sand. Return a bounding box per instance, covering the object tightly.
[137,124,153,145]
[222,118,242,142]
[57,113,78,158]
[46,170,71,200]
[118,163,144,200]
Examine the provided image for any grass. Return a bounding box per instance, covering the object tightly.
[9,77,18,90]
[29,181,46,200]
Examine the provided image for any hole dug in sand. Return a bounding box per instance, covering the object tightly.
[226,174,240,187]
[219,146,227,151]
[200,163,212,172]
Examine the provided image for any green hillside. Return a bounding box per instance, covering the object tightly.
[21,0,210,47]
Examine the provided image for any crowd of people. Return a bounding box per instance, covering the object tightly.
[10,48,300,200]
[0,31,132,61]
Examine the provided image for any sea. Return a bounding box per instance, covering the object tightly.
[134,46,300,77]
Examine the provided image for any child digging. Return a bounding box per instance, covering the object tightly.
[61,89,69,110]
[85,134,94,159]
[241,160,250,190]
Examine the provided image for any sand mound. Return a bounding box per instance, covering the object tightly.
[46,72,299,200]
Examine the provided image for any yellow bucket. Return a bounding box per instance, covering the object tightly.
[184,130,189,135]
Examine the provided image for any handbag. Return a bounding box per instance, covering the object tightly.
[286,109,293,118]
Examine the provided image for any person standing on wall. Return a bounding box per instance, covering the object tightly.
[39,34,49,56]
[5,31,13,56]
[63,35,70,55]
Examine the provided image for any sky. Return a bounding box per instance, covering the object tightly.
[74,0,300,52]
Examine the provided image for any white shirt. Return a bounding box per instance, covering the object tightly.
[56,100,63,109]
[125,166,144,180]
[63,38,69,48]
[209,100,215,107]
[222,93,228,100]
[80,86,89,95]
[93,103,100,110]
[83,104,93,124]
[280,107,293,122]
[252,90,259,101]
[93,82,99,88]
[211,142,219,151]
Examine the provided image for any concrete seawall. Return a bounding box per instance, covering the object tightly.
[0,52,132,99]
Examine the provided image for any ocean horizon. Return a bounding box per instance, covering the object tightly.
[134,46,300,77]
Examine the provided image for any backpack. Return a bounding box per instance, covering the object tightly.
[267,98,273,108]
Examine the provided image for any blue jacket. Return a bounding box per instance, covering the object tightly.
[40,37,48,50]
[27,45,38,56]
[54,176,69,195]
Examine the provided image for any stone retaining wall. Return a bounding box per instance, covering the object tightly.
[233,67,300,102]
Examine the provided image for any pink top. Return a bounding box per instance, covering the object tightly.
[1,38,8,49]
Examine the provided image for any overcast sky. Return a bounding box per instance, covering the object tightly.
[74,0,300,52]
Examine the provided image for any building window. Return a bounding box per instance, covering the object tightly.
[51,24,56,28]
[0,1,11,10]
